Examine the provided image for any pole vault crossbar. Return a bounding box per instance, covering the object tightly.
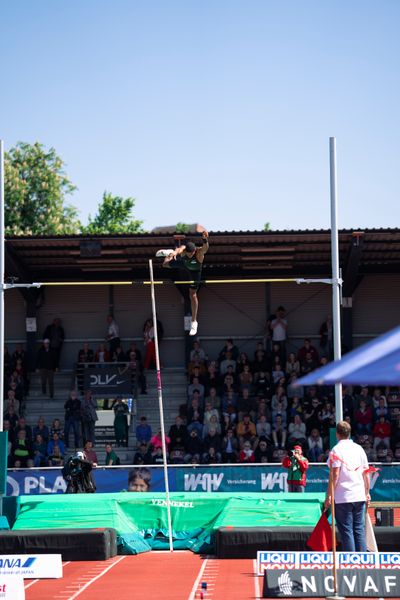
[2,277,342,289]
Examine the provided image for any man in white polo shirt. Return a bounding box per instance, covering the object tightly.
[324,420,371,551]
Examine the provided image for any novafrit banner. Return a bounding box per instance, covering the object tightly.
[6,464,400,499]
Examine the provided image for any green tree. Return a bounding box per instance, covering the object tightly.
[264,222,271,231]
[175,222,190,233]
[83,192,144,234]
[4,142,80,235]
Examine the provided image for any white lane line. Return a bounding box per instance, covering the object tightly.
[187,555,209,600]
[253,559,261,599]
[24,579,39,589]
[67,556,126,599]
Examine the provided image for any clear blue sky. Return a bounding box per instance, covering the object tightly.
[1,1,399,232]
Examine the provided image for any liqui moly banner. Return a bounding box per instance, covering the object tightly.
[257,551,400,574]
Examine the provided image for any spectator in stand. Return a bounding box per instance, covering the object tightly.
[272,414,287,449]
[270,306,288,363]
[288,414,307,448]
[143,318,156,369]
[221,373,238,396]
[203,401,220,429]
[48,443,64,467]
[15,416,33,443]
[374,396,390,422]
[188,358,207,379]
[13,357,29,398]
[300,351,319,376]
[133,443,152,465]
[256,414,272,442]
[202,428,222,462]
[252,349,270,376]
[169,416,188,452]
[187,396,204,435]
[372,416,391,450]
[187,377,205,403]
[318,400,335,442]
[218,338,239,362]
[105,443,120,465]
[220,352,237,375]
[112,398,129,447]
[237,414,257,448]
[78,342,95,364]
[149,429,170,455]
[204,362,220,394]
[239,440,255,463]
[3,346,12,384]
[3,419,15,447]
[221,389,237,424]
[11,430,33,468]
[36,339,57,399]
[124,349,147,395]
[371,388,384,409]
[105,314,120,359]
[286,352,300,378]
[81,389,98,444]
[184,429,203,463]
[5,389,20,417]
[47,431,65,457]
[64,389,82,449]
[239,364,253,391]
[237,351,251,373]
[253,371,272,398]
[112,345,126,363]
[304,397,321,434]
[237,387,257,420]
[203,446,220,464]
[272,361,285,385]
[4,405,19,431]
[360,438,377,463]
[43,318,65,371]
[32,417,49,444]
[297,338,319,365]
[221,428,239,463]
[319,315,334,359]
[136,416,152,447]
[95,343,110,363]
[271,386,288,419]
[32,434,48,467]
[356,386,373,409]
[50,418,64,440]
[288,396,303,420]
[84,439,98,465]
[270,447,286,463]
[190,340,207,363]
[254,437,270,462]
[342,386,355,421]
[354,399,373,435]
[287,373,304,400]
[205,386,221,411]
[307,428,324,462]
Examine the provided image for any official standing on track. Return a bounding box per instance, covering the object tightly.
[324,420,371,551]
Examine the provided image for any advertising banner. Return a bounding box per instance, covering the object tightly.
[6,464,400,499]
[0,554,62,578]
[257,551,400,574]
[83,365,133,395]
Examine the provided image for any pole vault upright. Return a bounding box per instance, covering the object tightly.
[148,259,174,552]
[0,141,5,430]
[329,137,343,423]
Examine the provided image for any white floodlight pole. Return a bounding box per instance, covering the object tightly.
[329,137,343,423]
[148,259,174,552]
[0,141,4,430]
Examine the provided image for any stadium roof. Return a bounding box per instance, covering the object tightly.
[5,228,400,284]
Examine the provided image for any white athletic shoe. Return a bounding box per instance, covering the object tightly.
[156,249,174,258]
[189,321,198,336]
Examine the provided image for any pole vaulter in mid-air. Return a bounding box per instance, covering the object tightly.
[156,225,209,336]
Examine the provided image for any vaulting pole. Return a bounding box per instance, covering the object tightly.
[329,137,343,422]
[148,259,174,552]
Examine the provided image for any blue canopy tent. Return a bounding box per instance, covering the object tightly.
[297,325,400,386]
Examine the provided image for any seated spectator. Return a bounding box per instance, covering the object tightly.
[50,418,64,440]
[12,343,27,371]
[32,416,49,444]
[11,430,33,468]
[252,350,270,376]
[288,396,303,420]
[238,364,253,391]
[187,397,204,436]
[152,446,166,465]
[84,439,98,464]
[95,343,110,363]
[307,428,324,462]
[202,445,221,464]
[187,377,205,403]
[205,386,221,410]
[133,443,152,465]
[112,345,126,363]
[32,433,47,467]
[64,390,82,449]
[360,437,377,462]
[373,416,391,450]
[253,371,272,398]
[203,401,220,428]
[256,415,272,442]
[374,396,390,422]
[354,399,373,435]
[297,338,319,365]
[342,386,356,421]
[218,338,239,362]
[220,352,237,376]
[237,387,257,420]
[168,416,188,452]
[4,405,19,430]
[304,397,321,434]
[287,415,307,448]
[47,432,65,458]
[5,389,20,417]
[254,437,270,462]
[3,419,15,446]
[15,416,33,443]
[270,446,286,463]
[318,400,336,442]
[271,386,288,413]
[202,428,222,462]
[112,398,129,447]
[7,371,25,403]
[149,429,170,455]
[286,352,300,378]
[48,444,64,467]
[188,359,207,380]
[204,361,220,393]
[126,349,147,395]
[184,429,204,463]
[77,342,95,363]
[272,362,285,385]
[221,428,239,463]
[237,414,257,448]
[169,446,185,464]
[300,351,319,375]
[221,373,238,396]
[105,443,120,465]
[190,340,207,363]
[13,356,29,397]
[287,373,304,400]
[376,443,391,463]
[236,351,251,373]
[356,386,373,409]
[221,389,237,423]
[239,440,255,463]
[272,414,287,449]
[203,415,221,439]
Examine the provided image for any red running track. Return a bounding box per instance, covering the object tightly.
[24,552,400,600]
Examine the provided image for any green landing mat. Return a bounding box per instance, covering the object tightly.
[13,492,325,554]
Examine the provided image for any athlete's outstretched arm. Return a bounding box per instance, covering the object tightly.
[196,230,209,261]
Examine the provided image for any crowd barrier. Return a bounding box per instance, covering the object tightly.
[6,464,400,501]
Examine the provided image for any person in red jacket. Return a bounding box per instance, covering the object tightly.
[282,445,309,492]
